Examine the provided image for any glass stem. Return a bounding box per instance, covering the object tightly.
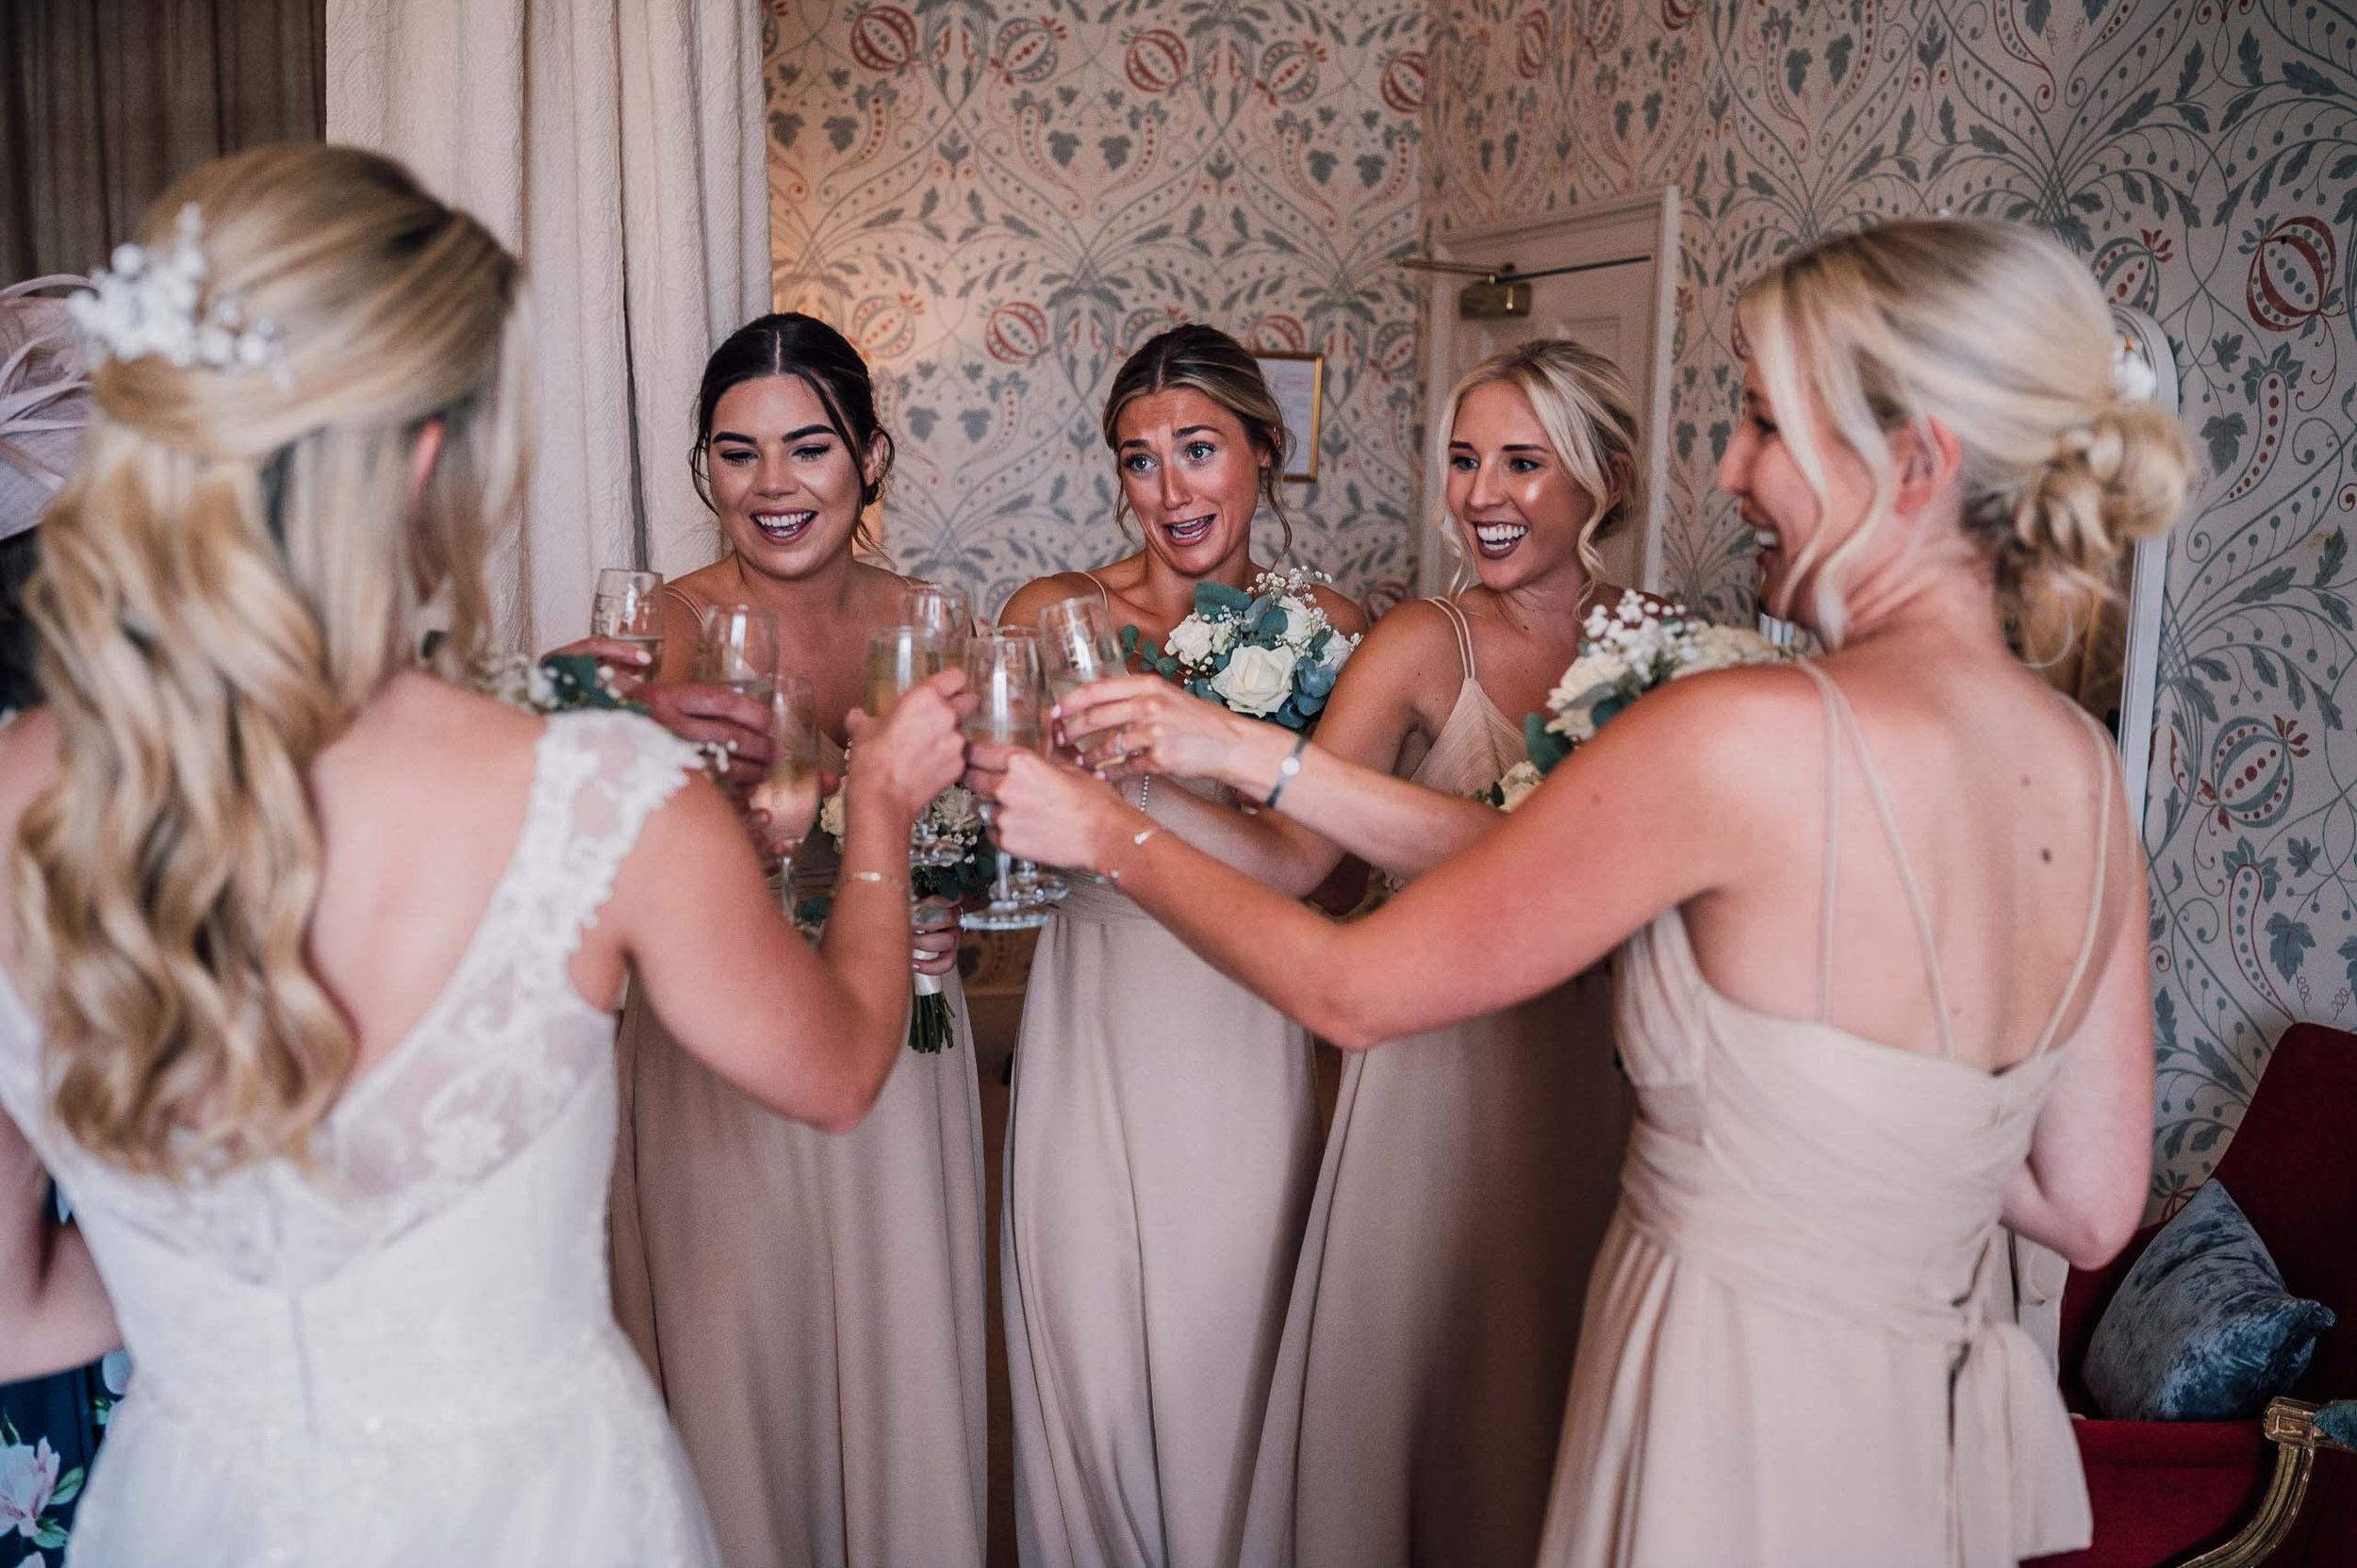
[993,848,1016,905]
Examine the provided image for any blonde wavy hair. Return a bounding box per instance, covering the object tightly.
[1739,216,2193,647]
[1428,338,1646,583]
[18,144,527,1175]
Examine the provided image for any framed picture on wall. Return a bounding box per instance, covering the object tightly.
[1254,351,1324,483]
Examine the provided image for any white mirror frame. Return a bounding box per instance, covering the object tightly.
[2111,304,2176,831]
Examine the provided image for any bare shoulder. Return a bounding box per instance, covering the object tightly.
[998,569,1108,627]
[1573,660,1826,809]
[1346,597,1457,670]
[663,559,737,617]
[1309,582,1371,638]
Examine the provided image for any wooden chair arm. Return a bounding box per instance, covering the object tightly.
[2175,1398,2353,1567]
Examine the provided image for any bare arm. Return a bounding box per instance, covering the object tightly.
[2001,861,2154,1269]
[604,670,969,1132]
[0,1110,119,1381]
[991,671,1751,1048]
[1051,603,1501,892]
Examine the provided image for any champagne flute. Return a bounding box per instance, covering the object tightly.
[1038,593,1129,764]
[865,626,957,867]
[694,604,781,779]
[750,674,821,902]
[900,582,974,664]
[961,627,1052,932]
[696,604,781,704]
[1036,594,1129,890]
[592,568,667,668]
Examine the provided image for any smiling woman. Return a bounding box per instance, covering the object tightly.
[603,313,990,1568]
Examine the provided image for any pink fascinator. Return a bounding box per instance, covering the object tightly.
[0,275,93,543]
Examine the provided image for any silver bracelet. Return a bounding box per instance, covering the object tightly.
[1263,734,1310,810]
[841,868,910,894]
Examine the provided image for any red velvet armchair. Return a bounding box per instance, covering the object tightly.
[2030,1022,2356,1568]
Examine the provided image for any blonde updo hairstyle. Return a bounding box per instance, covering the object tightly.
[1101,323,1295,561]
[1428,338,1645,581]
[20,143,527,1175]
[1739,216,2192,647]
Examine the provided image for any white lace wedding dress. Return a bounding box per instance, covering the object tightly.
[0,712,720,1567]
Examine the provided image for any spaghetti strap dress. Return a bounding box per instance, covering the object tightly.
[999,569,1320,1568]
[1537,663,2109,1567]
[1240,596,1630,1567]
[608,582,988,1568]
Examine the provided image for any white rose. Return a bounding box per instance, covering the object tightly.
[929,784,981,838]
[1209,642,1299,718]
[1494,761,1544,812]
[1278,597,1320,648]
[1208,619,1240,653]
[817,787,847,842]
[1165,616,1221,667]
[1545,653,1618,715]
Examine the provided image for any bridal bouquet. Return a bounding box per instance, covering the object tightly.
[1121,567,1359,729]
[1525,600,1788,774]
[812,784,994,1052]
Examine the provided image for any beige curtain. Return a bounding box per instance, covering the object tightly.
[1,0,324,280]
[325,0,766,648]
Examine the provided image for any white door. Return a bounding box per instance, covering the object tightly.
[1415,189,1679,597]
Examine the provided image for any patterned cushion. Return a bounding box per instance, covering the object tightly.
[2085,1180,2335,1422]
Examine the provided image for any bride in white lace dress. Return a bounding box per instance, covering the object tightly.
[0,145,969,1567]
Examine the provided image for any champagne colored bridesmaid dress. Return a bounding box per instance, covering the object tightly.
[1538,664,2106,1567]
[609,731,989,1568]
[1241,596,1632,1568]
[1000,781,1320,1568]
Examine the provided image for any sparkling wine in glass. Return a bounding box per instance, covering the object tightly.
[865,626,958,867]
[899,582,974,664]
[1038,592,1128,762]
[697,604,781,710]
[962,627,1051,932]
[592,568,667,668]
[751,674,822,900]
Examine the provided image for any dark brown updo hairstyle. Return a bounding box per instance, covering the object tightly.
[1101,323,1294,560]
[692,312,895,550]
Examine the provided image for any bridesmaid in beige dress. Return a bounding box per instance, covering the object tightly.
[984,324,1366,1568]
[596,315,988,1568]
[983,218,2190,1565]
[1055,340,1653,1567]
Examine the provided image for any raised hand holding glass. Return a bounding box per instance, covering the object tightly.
[962,627,1053,932]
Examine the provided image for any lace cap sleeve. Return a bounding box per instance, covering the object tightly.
[533,711,703,952]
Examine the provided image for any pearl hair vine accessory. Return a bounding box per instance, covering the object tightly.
[68,204,289,388]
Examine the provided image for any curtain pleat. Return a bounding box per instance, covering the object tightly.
[0,0,323,279]
[326,0,766,648]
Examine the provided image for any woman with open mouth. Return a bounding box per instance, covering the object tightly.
[1047,338,1655,1567]
[981,323,1366,1568]
[600,314,990,1568]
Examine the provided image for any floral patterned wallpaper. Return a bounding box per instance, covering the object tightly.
[760,0,1429,615]
[1423,0,2355,1207]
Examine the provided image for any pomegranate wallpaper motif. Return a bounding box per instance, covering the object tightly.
[1424,0,2355,1207]
[762,0,1428,615]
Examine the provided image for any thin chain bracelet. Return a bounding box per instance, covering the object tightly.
[841,868,910,893]
[1107,824,1162,885]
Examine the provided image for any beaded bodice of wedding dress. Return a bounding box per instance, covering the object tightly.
[0,712,719,1568]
